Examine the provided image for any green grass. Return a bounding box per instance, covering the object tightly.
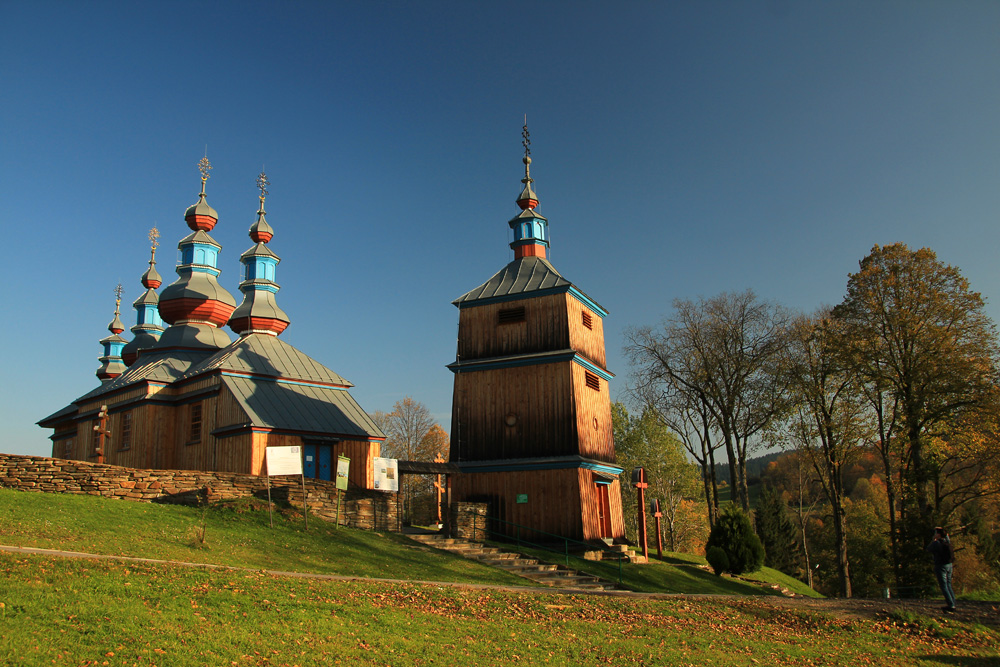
[0,488,526,586]
[1,488,998,665]
[2,552,997,667]
[494,540,823,597]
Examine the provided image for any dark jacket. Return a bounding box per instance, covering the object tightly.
[926,538,953,568]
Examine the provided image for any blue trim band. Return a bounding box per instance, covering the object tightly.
[219,371,349,390]
[568,287,609,318]
[573,355,615,381]
[458,459,623,474]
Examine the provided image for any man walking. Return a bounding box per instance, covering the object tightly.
[926,527,956,613]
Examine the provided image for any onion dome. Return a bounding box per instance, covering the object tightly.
[184,156,219,231]
[508,120,549,260]
[97,284,129,382]
[229,172,290,336]
[157,158,236,350]
[123,227,166,365]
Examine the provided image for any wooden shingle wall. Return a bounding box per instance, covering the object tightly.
[451,362,575,460]
[456,293,570,361]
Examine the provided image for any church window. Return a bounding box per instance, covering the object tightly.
[188,402,203,443]
[64,438,74,459]
[498,306,526,325]
[585,371,600,391]
[582,311,593,330]
[120,413,132,450]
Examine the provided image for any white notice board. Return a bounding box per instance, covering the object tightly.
[373,457,398,492]
[265,446,303,477]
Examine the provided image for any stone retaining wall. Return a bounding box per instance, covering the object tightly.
[0,454,397,531]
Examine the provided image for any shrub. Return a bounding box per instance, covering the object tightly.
[706,504,765,574]
[706,546,729,576]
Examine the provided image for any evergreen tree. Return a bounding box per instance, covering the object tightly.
[706,504,764,574]
[755,485,800,575]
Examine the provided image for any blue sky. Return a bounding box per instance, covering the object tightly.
[3,1,1000,457]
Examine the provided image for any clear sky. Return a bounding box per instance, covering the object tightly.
[3,1,1000,457]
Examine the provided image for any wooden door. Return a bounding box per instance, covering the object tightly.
[597,483,613,538]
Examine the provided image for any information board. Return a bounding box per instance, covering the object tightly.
[265,446,303,476]
[336,456,350,491]
[373,457,399,492]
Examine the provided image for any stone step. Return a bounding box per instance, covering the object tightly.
[405,534,620,591]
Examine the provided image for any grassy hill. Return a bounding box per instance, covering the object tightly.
[2,488,997,666]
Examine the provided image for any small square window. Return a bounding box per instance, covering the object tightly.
[498,306,526,325]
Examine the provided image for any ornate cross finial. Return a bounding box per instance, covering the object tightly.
[197,156,212,195]
[522,115,531,158]
[114,283,124,311]
[148,226,160,263]
[256,171,270,203]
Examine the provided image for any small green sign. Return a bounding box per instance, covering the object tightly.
[336,456,350,491]
[516,494,528,504]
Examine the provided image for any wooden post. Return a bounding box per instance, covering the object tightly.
[266,459,273,529]
[652,498,663,559]
[433,451,445,527]
[300,473,308,530]
[632,467,648,560]
[92,405,110,464]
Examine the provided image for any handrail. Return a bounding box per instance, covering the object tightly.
[463,510,626,584]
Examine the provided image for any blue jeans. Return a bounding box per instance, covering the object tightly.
[935,563,956,609]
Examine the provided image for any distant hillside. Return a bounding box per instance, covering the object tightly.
[712,451,784,484]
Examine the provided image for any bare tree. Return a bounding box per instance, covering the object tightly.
[626,290,791,512]
[783,311,868,597]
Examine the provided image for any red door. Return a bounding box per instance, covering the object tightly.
[596,483,613,538]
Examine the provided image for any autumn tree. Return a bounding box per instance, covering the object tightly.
[834,243,1000,588]
[370,397,444,525]
[626,290,792,513]
[613,402,704,551]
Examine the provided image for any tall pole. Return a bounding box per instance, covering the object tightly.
[632,467,648,560]
[652,498,664,559]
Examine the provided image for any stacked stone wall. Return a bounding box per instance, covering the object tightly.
[0,454,397,531]
[451,501,489,540]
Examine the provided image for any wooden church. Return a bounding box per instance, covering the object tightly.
[39,161,385,489]
[448,128,626,543]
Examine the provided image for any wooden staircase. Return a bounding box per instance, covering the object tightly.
[408,534,622,591]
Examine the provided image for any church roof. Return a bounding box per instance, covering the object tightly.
[183,333,352,386]
[222,375,383,439]
[453,256,572,306]
[76,349,216,401]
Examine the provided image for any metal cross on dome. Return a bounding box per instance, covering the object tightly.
[522,116,531,158]
[148,226,159,250]
[197,156,212,182]
[256,172,269,201]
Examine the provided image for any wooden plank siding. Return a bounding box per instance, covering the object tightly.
[456,293,570,361]
[331,440,380,489]
[452,468,585,541]
[565,294,607,369]
[451,361,576,461]
[571,363,616,463]
[576,469,626,541]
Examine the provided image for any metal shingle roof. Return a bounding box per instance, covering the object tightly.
[184,334,352,386]
[452,256,571,305]
[222,375,384,439]
[74,349,214,401]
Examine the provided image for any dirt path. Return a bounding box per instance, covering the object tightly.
[763,595,1000,628]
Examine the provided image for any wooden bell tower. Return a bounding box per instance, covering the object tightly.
[448,125,625,543]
